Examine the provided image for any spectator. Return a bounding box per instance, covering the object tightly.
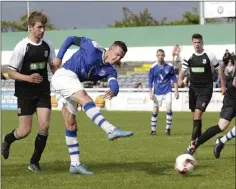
[222,49,231,66]
[231,52,236,61]
[1,73,6,80]
[224,59,235,88]
[172,45,181,65]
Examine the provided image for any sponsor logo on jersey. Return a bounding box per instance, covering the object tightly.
[30,62,46,70]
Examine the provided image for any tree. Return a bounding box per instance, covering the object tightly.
[1,10,56,32]
[108,7,159,27]
[108,7,217,27]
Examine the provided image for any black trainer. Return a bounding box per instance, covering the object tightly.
[150,131,156,135]
[214,136,224,159]
[28,163,42,172]
[166,129,171,136]
[1,136,11,159]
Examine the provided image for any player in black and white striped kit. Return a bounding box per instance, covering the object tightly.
[178,33,225,149]
[1,11,56,172]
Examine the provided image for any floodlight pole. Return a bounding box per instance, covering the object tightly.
[200,2,205,25]
[27,1,30,31]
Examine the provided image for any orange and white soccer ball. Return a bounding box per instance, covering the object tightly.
[174,154,196,175]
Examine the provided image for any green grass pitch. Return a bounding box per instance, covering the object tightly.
[1,110,235,189]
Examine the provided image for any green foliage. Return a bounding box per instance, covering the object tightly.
[108,7,159,27]
[109,7,217,27]
[1,10,56,32]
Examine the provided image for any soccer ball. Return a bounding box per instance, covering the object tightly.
[174,154,196,175]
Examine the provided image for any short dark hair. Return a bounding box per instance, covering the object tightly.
[28,11,47,26]
[112,41,128,53]
[157,49,165,53]
[192,33,203,41]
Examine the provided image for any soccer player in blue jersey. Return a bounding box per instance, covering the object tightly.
[51,36,133,175]
[148,49,179,136]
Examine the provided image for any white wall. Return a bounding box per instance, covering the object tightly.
[1,44,235,66]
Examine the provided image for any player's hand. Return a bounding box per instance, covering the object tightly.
[220,85,226,95]
[104,90,115,100]
[28,73,43,83]
[178,80,183,87]
[175,91,179,99]
[149,93,155,101]
[53,58,62,68]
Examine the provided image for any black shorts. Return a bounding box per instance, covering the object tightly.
[220,94,236,121]
[189,87,213,112]
[17,94,51,116]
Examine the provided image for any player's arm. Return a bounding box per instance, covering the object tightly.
[171,67,179,99]
[8,44,42,83]
[54,36,87,66]
[104,67,119,99]
[209,52,226,94]
[178,58,188,87]
[46,40,57,73]
[148,67,155,100]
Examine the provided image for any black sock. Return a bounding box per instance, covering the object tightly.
[191,120,202,141]
[4,129,18,144]
[196,125,222,148]
[30,133,48,164]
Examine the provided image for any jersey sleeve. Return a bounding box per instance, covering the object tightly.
[170,66,177,83]
[8,40,27,71]
[148,63,157,88]
[106,66,119,95]
[44,39,56,65]
[181,57,190,71]
[57,36,86,60]
[207,51,220,70]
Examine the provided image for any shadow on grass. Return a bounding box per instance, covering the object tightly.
[1,160,206,177]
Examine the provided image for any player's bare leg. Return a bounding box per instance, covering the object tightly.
[2,116,33,159]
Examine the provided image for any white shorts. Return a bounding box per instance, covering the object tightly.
[51,68,83,115]
[153,92,172,108]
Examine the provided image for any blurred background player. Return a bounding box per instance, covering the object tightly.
[51,36,133,175]
[214,126,235,158]
[185,64,235,156]
[1,11,56,172]
[178,34,225,147]
[148,49,179,136]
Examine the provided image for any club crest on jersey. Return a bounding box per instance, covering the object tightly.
[202,59,207,64]
[165,69,169,74]
[44,51,48,57]
[98,69,106,76]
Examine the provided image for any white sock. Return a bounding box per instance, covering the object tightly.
[151,113,157,131]
[166,111,173,130]
[83,102,115,133]
[66,129,80,166]
[220,126,236,144]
